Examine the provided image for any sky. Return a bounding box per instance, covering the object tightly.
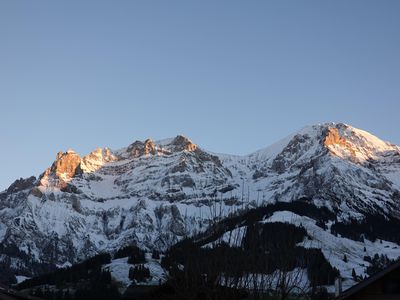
[0,1,399,190]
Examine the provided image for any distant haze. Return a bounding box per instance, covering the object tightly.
[1,1,399,190]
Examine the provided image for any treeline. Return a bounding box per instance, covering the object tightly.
[16,245,161,300]
[30,270,120,300]
[114,245,146,264]
[129,264,151,282]
[174,199,336,251]
[159,222,338,299]
[364,253,399,276]
[0,261,17,285]
[0,242,56,285]
[17,253,112,290]
[17,253,121,300]
[330,212,400,243]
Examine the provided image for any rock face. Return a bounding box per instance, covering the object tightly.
[81,148,116,172]
[1,124,400,282]
[171,135,197,152]
[52,150,82,178]
[324,126,357,157]
[7,176,36,194]
[126,139,157,157]
[324,127,348,147]
[39,150,82,189]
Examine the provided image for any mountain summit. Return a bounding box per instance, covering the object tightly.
[1,123,400,283]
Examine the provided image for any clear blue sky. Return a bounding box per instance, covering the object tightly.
[1,1,399,190]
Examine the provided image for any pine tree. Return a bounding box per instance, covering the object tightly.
[152,249,160,260]
[64,290,71,300]
[343,254,348,263]
[352,268,357,281]
[55,289,63,300]
[33,288,44,298]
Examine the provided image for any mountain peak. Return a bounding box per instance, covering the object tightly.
[39,150,82,189]
[81,147,116,172]
[121,135,197,158]
[317,122,397,162]
[126,138,157,157]
[170,135,197,152]
[2,122,400,286]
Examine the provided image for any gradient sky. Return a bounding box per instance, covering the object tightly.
[1,1,399,190]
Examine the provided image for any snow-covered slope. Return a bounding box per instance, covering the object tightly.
[1,123,400,281]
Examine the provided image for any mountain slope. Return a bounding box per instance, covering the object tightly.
[1,122,400,284]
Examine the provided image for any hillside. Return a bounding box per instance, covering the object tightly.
[1,122,400,290]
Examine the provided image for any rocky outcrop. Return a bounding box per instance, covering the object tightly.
[324,127,348,147]
[6,176,36,194]
[81,148,116,172]
[39,150,82,188]
[127,139,157,157]
[124,135,197,158]
[323,127,356,157]
[271,133,314,173]
[171,135,197,152]
[30,187,43,198]
[51,150,82,179]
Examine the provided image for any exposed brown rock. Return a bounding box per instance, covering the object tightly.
[324,127,356,156]
[50,150,82,179]
[144,139,157,155]
[7,176,36,193]
[56,151,63,160]
[127,141,142,157]
[39,150,82,188]
[171,135,197,152]
[324,127,348,147]
[30,187,43,198]
[127,139,157,157]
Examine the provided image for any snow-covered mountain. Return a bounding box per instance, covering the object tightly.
[1,122,400,283]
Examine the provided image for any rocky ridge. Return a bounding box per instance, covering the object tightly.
[1,122,400,283]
